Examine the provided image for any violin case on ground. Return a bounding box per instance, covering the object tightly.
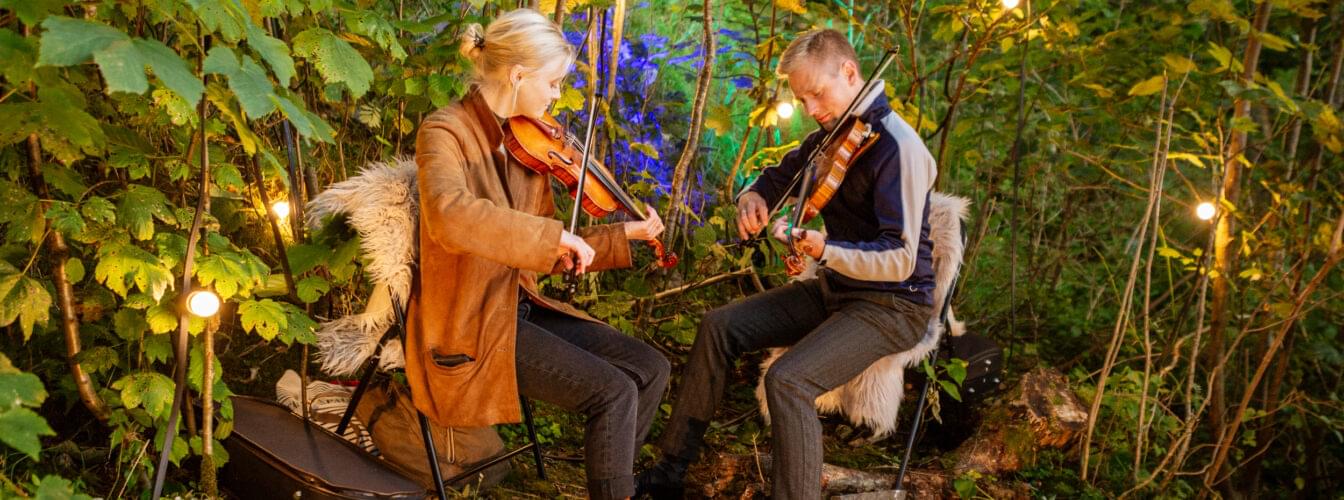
[219,395,428,499]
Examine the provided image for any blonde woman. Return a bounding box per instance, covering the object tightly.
[405,9,669,499]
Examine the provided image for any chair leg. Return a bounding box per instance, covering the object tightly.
[336,353,381,436]
[419,412,449,500]
[521,397,547,480]
[894,348,938,497]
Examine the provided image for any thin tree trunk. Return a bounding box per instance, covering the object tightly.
[1080,76,1173,481]
[26,133,110,422]
[665,0,715,247]
[19,26,110,420]
[606,0,625,99]
[1207,0,1271,454]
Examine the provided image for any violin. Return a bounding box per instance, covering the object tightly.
[781,114,879,275]
[770,51,898,276]
[503,112,679,269]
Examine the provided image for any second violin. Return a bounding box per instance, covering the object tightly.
[503,112,679,269]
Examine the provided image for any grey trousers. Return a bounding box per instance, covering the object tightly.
[515,299,671,500]
[657,276,932,499]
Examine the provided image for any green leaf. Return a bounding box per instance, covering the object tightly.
[36,87,106,163]
[1128,75,1166,97]
[117,184,171,241]
[0,266,53,341]
[286,243,330,275]
[113,308,148,340]
[280,302,317,345]
[114,371,175,419]
[81,196,116,224]
[239,299,286,340]
[42,165,87,198]
[212,163,246,192]
[95,242,174,300]
[132,38,204,107]
[94,39,150,95]
[0,0,66,25]
[295,275,330,303]
[939,379,963,402]
[244,22,295,86]
[31,474,94,500]
[272,93,335,142]
[191,0,245,43]
[146,303,178,334]
[0,370,48,409]
[203,46,240,76]
[0,407,55,459]
[144,334,171,364]
[196,254,249,300]
[292,28,374,99]
[0,28,36,84]
[45,201,86,237]
[36,16,128,67]
[230,56,278,118]
[64,257,84,284]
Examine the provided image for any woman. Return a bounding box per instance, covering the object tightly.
[405,9,670,499]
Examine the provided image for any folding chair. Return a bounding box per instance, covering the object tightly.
[335,299,546,500]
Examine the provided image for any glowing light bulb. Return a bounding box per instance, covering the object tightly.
[1002,0,1020,9]
[186,290,221,318]
[776,100,795,120]
[272,200,291,220]
[1196,202,1216,221]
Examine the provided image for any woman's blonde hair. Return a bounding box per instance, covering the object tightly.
[459,9,574,87]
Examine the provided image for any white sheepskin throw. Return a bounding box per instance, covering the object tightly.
[756,192,969,438]
[305,158,418,376]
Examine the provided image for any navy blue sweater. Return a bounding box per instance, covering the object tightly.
[747,89,937,306]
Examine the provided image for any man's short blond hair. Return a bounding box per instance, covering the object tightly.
[776,28,859,77]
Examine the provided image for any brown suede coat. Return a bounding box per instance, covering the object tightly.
[408,88,632,427]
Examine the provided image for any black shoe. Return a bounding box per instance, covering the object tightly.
[634,459,688,499]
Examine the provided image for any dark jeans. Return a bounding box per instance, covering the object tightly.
[657,275,932,499]
[515,299,671,500]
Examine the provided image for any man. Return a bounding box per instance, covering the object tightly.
[637,29,938,499]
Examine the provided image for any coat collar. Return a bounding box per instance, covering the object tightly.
[464,86,505,150]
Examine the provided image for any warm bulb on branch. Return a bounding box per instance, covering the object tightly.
[272,200,291,220]
[1196,202,1217,221]
[1001,0,1020,9]
[186,290,221,318]
[776,100,795,119]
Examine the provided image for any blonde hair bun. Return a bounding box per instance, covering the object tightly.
[459,9,574,87]
[459,23,485,62]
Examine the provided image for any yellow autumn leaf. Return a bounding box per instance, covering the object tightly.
[1256,31,1293,52]
[1082,83,1113,98]
[775,0,807,15]
[1128,75,1166,97]
[1162,54,1197,74]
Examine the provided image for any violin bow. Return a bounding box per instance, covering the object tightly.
[564,8,608,297]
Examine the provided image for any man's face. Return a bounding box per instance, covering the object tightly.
[784,57,863,130]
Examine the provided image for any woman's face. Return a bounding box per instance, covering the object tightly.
[510,57,570,119]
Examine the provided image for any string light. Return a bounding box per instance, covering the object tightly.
[271,200,291,220]
[186,290,221,318]
[1196,201,1216,221]
[1002,0,1020,9]
[776,100,795,119]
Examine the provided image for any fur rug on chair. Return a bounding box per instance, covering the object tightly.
[755,192,969,438]
[305,158,418,377]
